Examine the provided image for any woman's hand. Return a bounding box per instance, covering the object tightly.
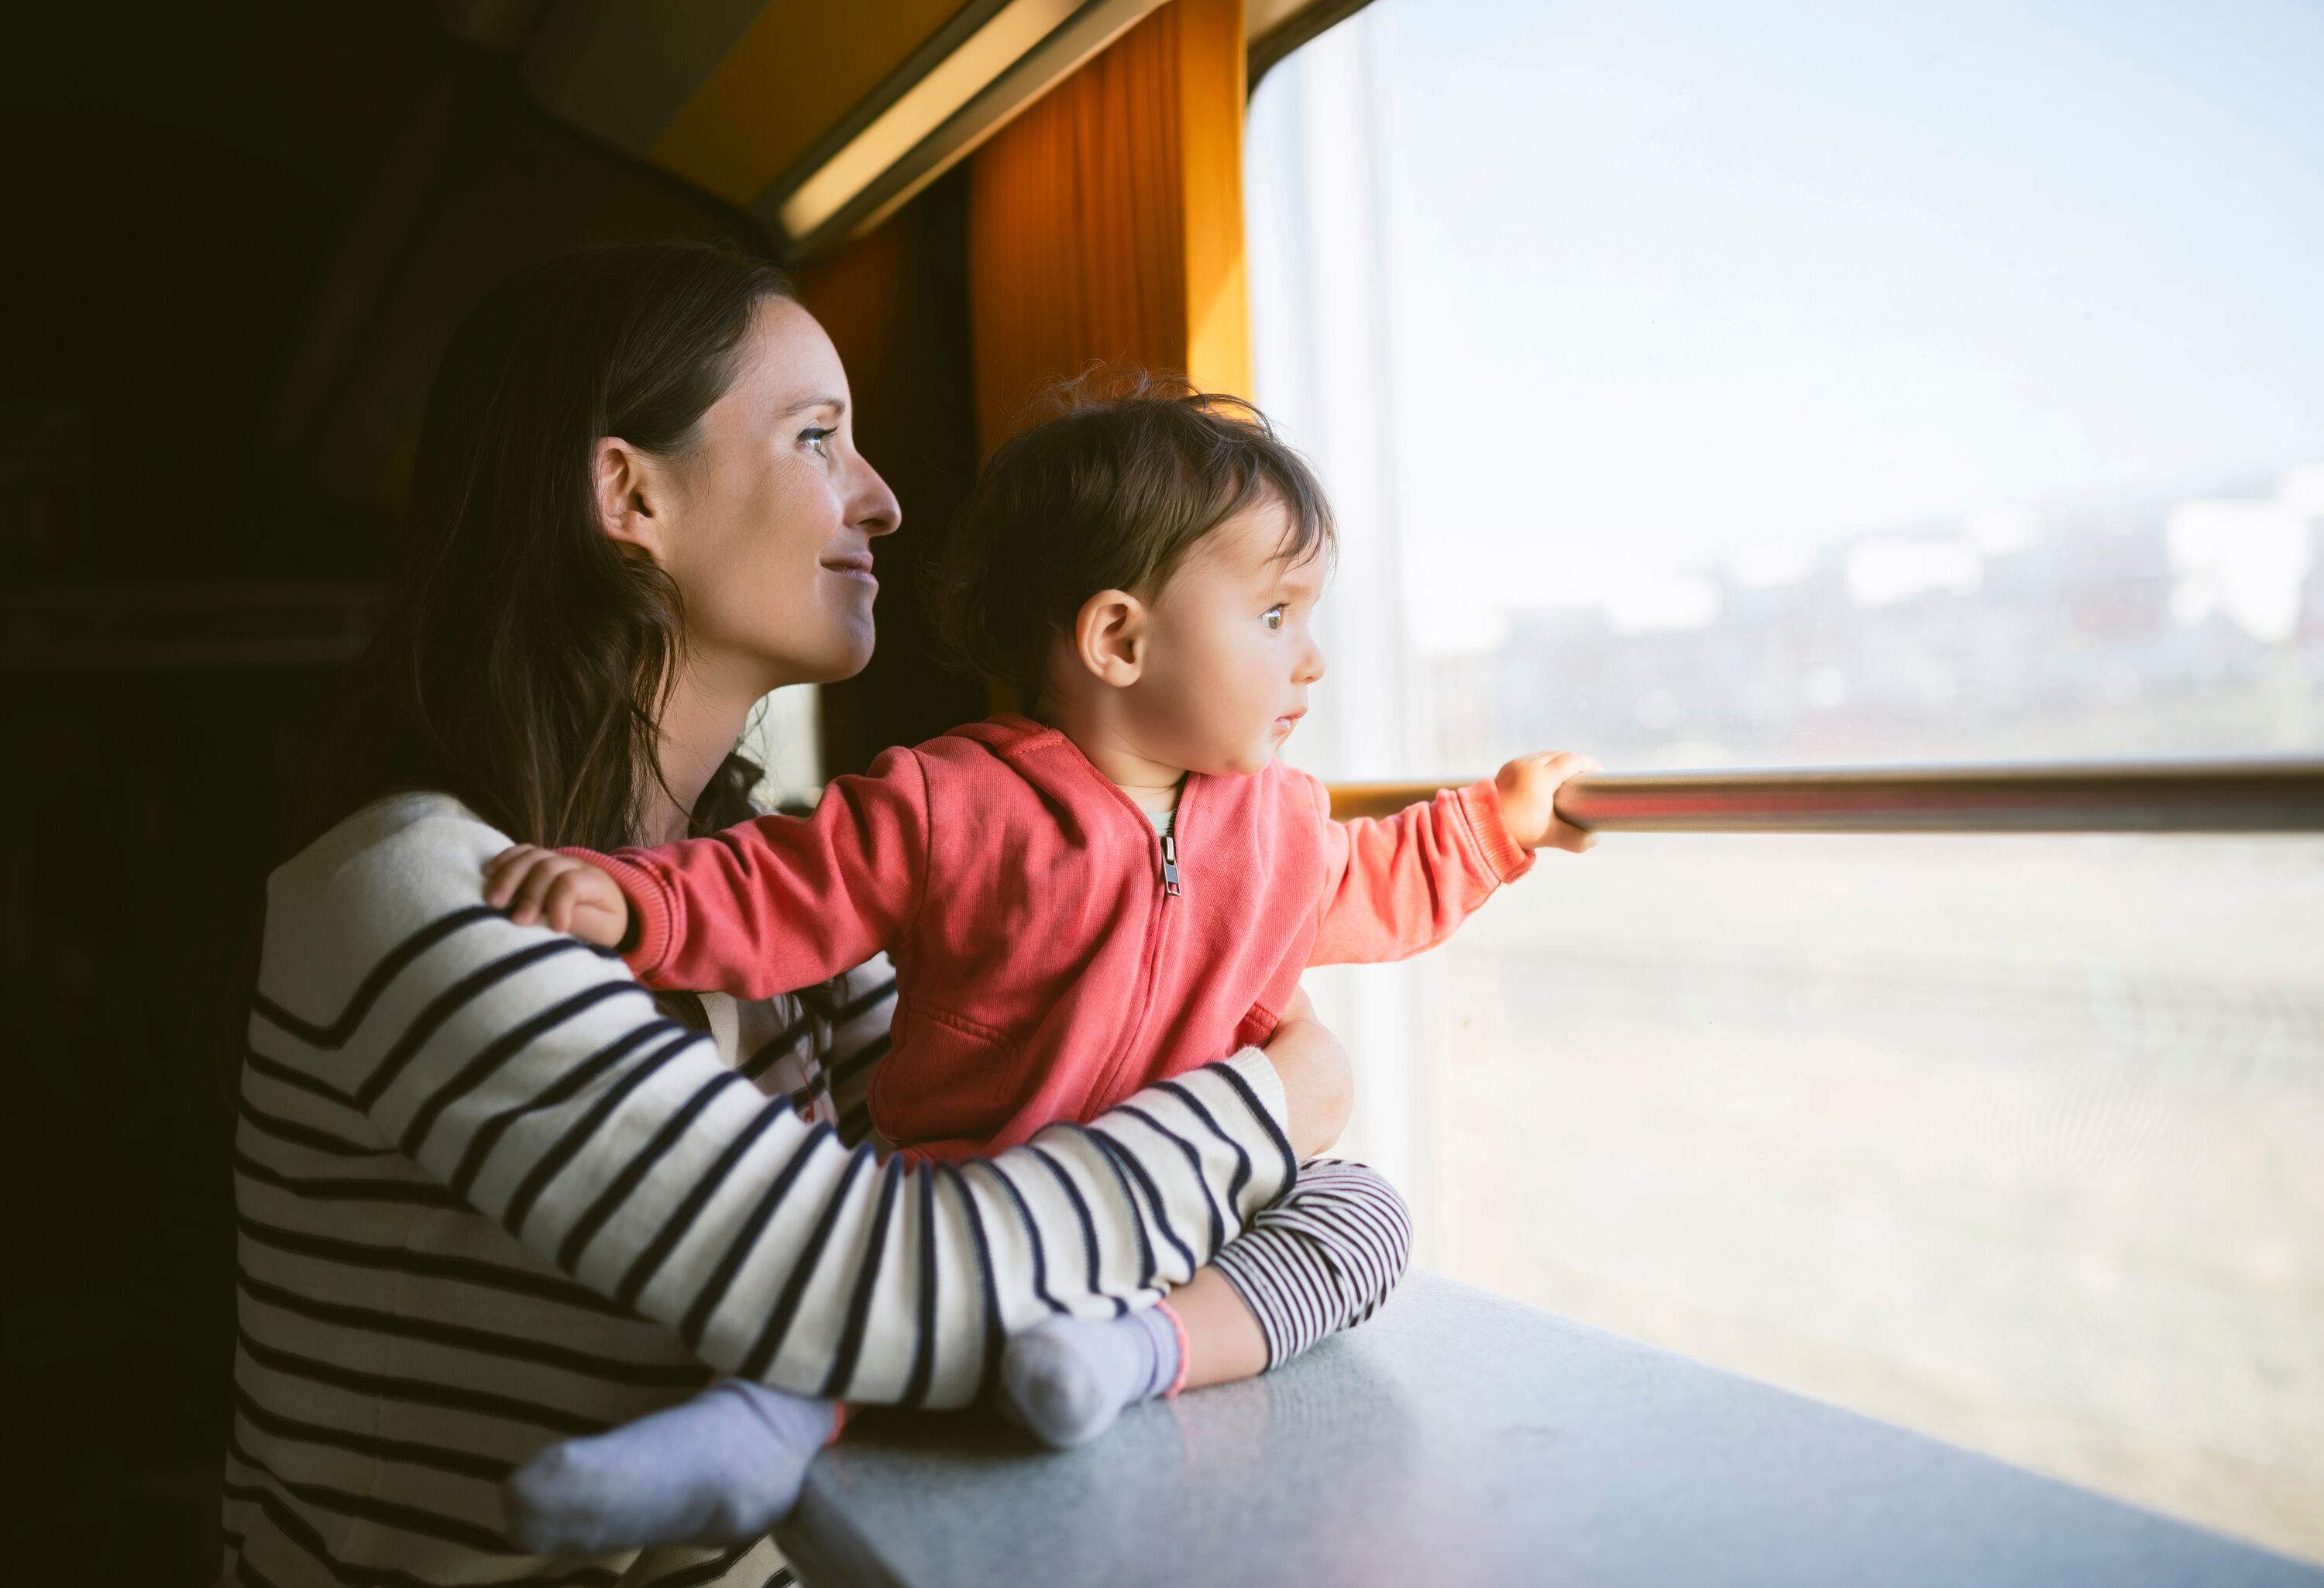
[483,845,631,947]
[1494,750,1600,854]
[1265,985,1354,1160]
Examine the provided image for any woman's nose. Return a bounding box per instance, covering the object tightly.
[852,455,902,538]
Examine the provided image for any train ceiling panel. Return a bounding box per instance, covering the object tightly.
[514,0,1362,259]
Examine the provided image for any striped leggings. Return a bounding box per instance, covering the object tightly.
[1205,1157,1413,1370]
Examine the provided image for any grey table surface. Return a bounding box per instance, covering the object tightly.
[775,1270,2319,1588]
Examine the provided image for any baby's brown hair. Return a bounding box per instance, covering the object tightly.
[930,373,1335,700]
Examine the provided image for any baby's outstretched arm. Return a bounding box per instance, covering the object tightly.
[1308,748,1599,966]
[486,743,930,1000]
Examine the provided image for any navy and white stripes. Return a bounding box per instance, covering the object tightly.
[222,792,1297,1588]
[1208,1158,1415,1370]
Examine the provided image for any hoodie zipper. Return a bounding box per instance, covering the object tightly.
[1090,780,1191,1115]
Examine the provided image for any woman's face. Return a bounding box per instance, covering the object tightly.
[655,296,902,693]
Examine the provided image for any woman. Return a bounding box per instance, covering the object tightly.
[223,239,1375,1588]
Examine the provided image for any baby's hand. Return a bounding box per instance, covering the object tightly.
[1494,751,1600,854]
[483,845,631,947]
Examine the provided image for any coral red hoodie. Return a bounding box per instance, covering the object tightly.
[582,714,1532,1161]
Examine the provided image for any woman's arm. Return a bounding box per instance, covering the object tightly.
[254,803,1299,1408]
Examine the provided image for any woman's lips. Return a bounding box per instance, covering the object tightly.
[820,554,877,586]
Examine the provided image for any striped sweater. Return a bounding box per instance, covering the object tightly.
[222,792,1298,1588]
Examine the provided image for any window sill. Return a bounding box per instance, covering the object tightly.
[775,1269,2309,1586]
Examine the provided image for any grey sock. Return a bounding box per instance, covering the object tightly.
[505,1378,837,1554]
[996,1306,1183,1449]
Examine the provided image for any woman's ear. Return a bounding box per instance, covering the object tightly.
[1072,589,1148,689]
[593,437,669,563]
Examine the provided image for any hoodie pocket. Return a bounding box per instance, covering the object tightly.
[871,999,1019,1147]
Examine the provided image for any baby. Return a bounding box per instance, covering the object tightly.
[487,383,1596,1551]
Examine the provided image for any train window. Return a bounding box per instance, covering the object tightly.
[741,684,826,810]
[1247,0,2322,1559]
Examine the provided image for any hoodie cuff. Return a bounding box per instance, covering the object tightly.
[1453,777,1537,884]
[555,847,675,978]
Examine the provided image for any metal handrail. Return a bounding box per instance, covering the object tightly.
[1325,759,2324,834]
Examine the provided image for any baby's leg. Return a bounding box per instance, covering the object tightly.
[504,1379,843,1553]
[997,1159,1411,1445]
[1201,1157,1414,1377]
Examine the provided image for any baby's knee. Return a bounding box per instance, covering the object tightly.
[1281,1159,1414,1285]
[1349,1164,1415,1283]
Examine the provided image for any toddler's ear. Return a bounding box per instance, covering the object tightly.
[1072,588,1148,689]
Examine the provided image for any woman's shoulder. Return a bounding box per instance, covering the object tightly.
[273,790,507,896]
[261,792,512,978]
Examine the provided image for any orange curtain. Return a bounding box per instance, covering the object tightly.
[965,0,1253,455]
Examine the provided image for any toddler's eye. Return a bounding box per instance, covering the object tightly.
[799,425,834,458]
[1263,604,1287,631]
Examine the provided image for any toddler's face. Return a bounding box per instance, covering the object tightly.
[1134,495,1329,775]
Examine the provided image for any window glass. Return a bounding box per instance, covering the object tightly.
[1246,0,2323,1559]
[742,685,823,810]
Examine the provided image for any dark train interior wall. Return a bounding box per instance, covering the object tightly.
[5,6,982,1579]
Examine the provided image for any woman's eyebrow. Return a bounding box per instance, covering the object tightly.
[780,395,847,417]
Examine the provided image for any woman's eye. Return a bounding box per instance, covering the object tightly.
[799,426,834,458]
[1263,604,1287,631]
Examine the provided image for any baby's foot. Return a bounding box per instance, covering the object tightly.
[506,1379,840,1553]
[996,1305,1184,1449]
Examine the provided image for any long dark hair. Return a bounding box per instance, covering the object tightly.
[301,239,792,853]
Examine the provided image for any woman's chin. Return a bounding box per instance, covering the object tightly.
[745,624,874,690]
[815,623,878,683]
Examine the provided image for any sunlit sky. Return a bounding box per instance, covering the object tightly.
[1247,0,2324,648]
